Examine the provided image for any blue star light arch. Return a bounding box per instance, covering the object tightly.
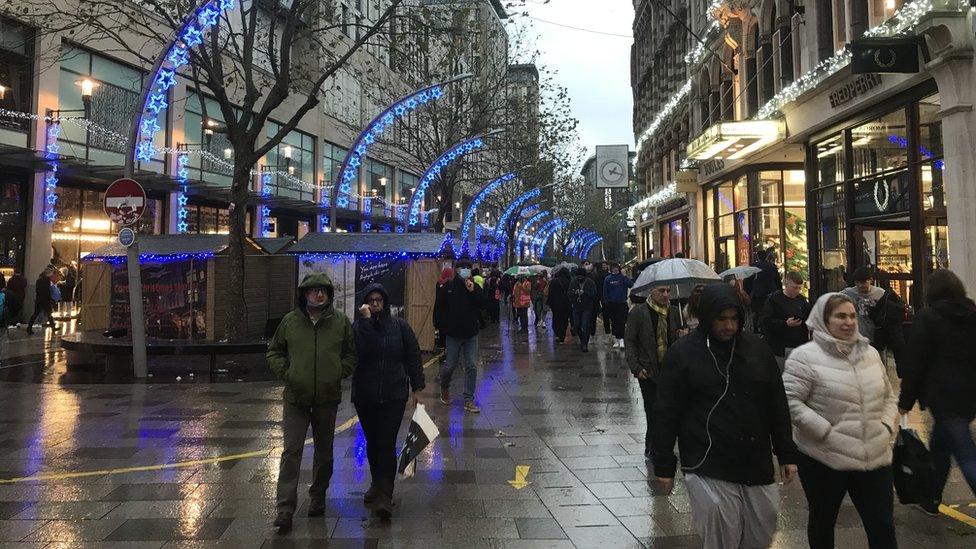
[491,187,541,258]
[458,171,516,255]
[567,229,597,258]
[533,218,567,259]
[580,235,604,260]
[328,75,472,230]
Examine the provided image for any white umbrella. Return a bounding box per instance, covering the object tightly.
[632,258,722,298]
[719,265,762,281]
[552,262,578,274]
[528,265,550,274]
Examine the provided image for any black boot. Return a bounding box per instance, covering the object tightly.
[363,484,380,505]
[307,499,325,517]
[374,493,393,520]
[273,511,293,532]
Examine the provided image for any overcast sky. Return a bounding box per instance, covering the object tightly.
[514,0,636,158]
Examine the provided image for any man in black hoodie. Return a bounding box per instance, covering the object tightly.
[546,268,572,343]
[434,260,483,413]
[745,248,782,335]
[761,271,811,370]
[353,283,424,519]
[652,284,797,548]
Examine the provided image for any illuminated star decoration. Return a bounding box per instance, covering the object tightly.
[330,83,451,214]
[491,187,541,256]
[133,0,238,169]
[408,135,488,227]
[458,172,516,257]
[41,121,61,223]
[176,153,190,233]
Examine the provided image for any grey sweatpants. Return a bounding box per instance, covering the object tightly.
[684,473,779,549]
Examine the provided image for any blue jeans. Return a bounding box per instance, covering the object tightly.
[571,308,593,346]
[441,335,478,401]
[931,414,976,500]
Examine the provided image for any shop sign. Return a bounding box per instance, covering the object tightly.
[675,170,699,193]
[829,73,883,109]
[700,159,726,178]
[851,39,920,74]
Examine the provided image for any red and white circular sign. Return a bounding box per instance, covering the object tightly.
[104,178,147,226]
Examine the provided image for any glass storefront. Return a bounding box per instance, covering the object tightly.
[52,186,163,266]
[702,166,806,277]
[659,214,689,258]
[0,17,34,142]
[266,122,315,202]
[0,172,27,277]
[806,87,943,306]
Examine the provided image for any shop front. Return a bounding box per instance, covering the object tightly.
[0,170,28,278]
[804,82,943,307]
[700,164,807,277]
[657,202,690,259]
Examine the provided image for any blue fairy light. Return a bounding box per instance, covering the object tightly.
[458,172,516,256]
[408,135,489,227]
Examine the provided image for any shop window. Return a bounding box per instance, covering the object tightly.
[364,158,392,216]
[817,184,847,292]
[322,141,348,207]
[53,187,162,266]
[183,92,234,188]
[815,134,845,188]
[266,122,316,202]
[851,109,908,179]
[852,171,910,217]
[0,17,34,137]
[783,171,808,275]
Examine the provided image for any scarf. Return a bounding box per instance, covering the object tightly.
[648,301,670,362]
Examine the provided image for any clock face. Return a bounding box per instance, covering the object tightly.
[601,160,625,184]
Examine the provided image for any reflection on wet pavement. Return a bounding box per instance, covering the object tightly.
[0,315,972,547]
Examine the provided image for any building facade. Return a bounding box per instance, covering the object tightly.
[632,0,974,308]
[0,0,512,301]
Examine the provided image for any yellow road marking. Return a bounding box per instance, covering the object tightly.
[940,504,976,529]
[508,465,531,490]
[0,352,445,484]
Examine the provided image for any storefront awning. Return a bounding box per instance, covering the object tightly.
[290,232,451,256]
[686,120,785,161]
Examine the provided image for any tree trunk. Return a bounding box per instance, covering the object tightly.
[225,163,252,342]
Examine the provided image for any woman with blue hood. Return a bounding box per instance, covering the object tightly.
[783,292,898,549]
[352,283,425,519]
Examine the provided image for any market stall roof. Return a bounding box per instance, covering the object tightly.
[254,237,295,255]
[85,234,264,259]
[289,232,452,256]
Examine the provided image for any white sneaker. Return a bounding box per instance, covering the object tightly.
[612,339,621,349]
[617,339,625,349]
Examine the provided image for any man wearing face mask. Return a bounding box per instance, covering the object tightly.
[267,273,357,532]
[653,284,797,548]
[435,260,484,413]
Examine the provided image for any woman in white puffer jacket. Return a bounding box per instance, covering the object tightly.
[784,292,899,549]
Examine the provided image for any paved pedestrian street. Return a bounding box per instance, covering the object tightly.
[0,319,974,548]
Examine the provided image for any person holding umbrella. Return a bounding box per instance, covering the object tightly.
[352,283,424,519]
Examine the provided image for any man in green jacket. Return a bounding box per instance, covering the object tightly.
[268,272,357,531]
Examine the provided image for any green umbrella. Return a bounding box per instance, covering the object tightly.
[504,266,535,277]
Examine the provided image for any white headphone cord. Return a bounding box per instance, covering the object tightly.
[684,336,735,471]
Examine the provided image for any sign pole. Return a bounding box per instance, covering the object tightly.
[105,178,149,378]
[126,242,148,378]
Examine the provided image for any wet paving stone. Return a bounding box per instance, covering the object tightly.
[0,317,972,547]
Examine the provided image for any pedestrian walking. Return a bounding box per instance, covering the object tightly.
[352,283,424,519]
[680,284,705,334]
[512,276,532,332]
[590,261,609,339]
[433,267,454,349]
[547,268,572,343]
[26,269,59,334]
[898,269,976,513]
[762,271,811,371]
[484,272,501,324]
[784,292,899,549]
[435,260,483,413]
[652,284,797,548]
[568,267,598,352]
[532,271,549,327]
[4,272,26,327]
[267,272,357,532]
[623,283,680,458]
[841,266,907,375]
[602,263,633,348]
[744,248,782,335]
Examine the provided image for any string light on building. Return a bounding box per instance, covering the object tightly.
[627,182,678,220]
[42,122,61,223]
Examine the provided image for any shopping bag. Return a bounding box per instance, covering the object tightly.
[397,403,440,478]
[892,417,937,505]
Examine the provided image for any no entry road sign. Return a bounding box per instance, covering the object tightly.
[104,178,146,226]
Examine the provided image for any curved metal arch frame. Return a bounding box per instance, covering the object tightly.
[493,188,541,244]
[530,217,561,256]
[407,128,504,228]
[580,236,604,260]
[535,218,568,258]
[328,74,473,229]
[567,229,597,257]
[514,210,552,247]
[577,233,603,258]
[458,171,517,254]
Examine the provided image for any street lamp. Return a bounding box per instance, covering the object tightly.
[75,78,96,118]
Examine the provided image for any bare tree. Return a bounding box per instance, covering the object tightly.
[5,0,408,340]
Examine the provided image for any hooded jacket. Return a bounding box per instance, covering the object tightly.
[568,269,598,311]
[546,269,572,313]
[267,273,357,405]
[352,283,425,404]
[899,297,976,418]
[602,273,633,304]
[783,293,898,471]
[745,259,782,300]
[652,284,797,485]
[433,274,483,338]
